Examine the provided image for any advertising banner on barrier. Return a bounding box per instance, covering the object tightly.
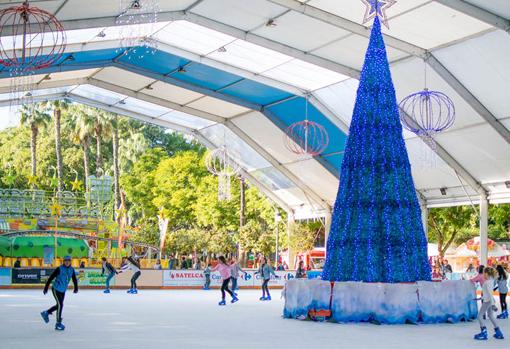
[11,268,54,284]
[0,268,11,286]
[163,270,291,287]
[76,268,110,287]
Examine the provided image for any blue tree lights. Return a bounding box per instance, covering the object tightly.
[322,17,431,283]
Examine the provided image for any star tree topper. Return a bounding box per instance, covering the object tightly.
[361,0,396,29]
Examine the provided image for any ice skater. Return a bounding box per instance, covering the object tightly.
[255,257,277,301]
[203,263,211,290]
[496,265,508,319]
[101,257,118,293]
[474,267,504,340]
[212,256,238,305]
[120,256,141,294]
[230,257,247,294]
[40,255,78,331]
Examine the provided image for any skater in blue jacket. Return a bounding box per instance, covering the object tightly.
[40,255,78,331]
[255,257,278,301]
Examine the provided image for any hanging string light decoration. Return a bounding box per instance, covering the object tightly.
[205,146,241,201]
[399,63,455,149]
[283,95,329,157]
[116,0,160,59]
[0,1,66,105]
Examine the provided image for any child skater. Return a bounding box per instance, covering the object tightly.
[496,265,508,319]
[211,256,238,305]
[230,257,247,295]
[203,263,211,290]
[474,267,504,340]
[101,257,118,293]
[40,255,78,331]
[120,256,142,294]
[255,257,277,301]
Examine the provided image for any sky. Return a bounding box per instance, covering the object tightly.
[0,106,20,131]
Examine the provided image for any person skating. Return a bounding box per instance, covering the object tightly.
[203,263,212,290]
[212,256,238,305]
[496,265,508,319]
[101,257,118,293]
[230,257,247,294]
[474,267,504,340]
[255,257,278,301]
[120,256,142,294]
[40,255,78,331]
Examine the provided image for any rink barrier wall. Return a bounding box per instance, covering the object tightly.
[283,279,478,324]
[0,268,292,289]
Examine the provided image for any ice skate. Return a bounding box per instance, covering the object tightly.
[494,327,504,339]
[218,300,226,306]
[55,322,65,331]
[103,289,110,294]
[231,296,239,303]
[474,327,487,340]
[40,311,49,324]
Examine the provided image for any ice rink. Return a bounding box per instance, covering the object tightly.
[0,289,508,349]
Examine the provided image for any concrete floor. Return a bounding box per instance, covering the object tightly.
[0,289,508,349]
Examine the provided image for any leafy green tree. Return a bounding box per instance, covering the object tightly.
[489,204,510,240]
[288,221,317,254]
[428,206,477,257]
[19,104,51,179]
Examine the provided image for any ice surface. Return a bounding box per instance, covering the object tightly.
[0,289,507,349]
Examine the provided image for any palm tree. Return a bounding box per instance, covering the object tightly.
[93,111,113,177]
[68,105,95,192]
[19,104,51,180]
[44,100,69,192]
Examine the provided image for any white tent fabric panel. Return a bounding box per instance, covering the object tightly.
[158,110,215,130]
[464,0,510,19]
[434,124,510,182]
[313,34,408,71]
[284,159,339,204]
[433,30,510,122]
[406,138,462,190]
[187,96,250,118]
[144,81,204,105]
[191,0,287,31]
[207,39,293,74]
[200,124,271,171]
[306,0,431,26]
[117,98,169,118]
[391,57,484,131]
[263,59,349,91]
[380,2,492,49]
[153,21,235,56]
[93,67,155,91]
[231,111,305,165]
[252,11,351,51]
[71,84,126,106]
[48,69,100,81]
[0,0,63,13]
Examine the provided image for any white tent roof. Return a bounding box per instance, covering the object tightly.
[0,0,509,217]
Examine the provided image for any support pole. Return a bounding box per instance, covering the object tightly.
[479,195,488,266]
[421,205,429,237]
[324,209,332,248]
[287,214,295,268]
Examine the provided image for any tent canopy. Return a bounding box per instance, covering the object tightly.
[0,0,509,218]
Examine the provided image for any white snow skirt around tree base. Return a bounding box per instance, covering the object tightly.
[283,279,478,324]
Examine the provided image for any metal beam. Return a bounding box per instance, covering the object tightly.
[435,0,510,32]
[427,54,510,145]
[266,0,427,56]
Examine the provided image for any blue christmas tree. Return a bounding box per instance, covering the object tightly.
[322,17,431,283]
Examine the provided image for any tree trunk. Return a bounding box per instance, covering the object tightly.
[30,123,38,178]
[239,177,246,266]
[112,116,121,210]
[54,107,63,193]
[82,140,90,192]
[95,124,102,176]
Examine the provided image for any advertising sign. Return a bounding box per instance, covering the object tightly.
[11,268,54,284]
[163,270,205,286]
[0,268,10,286]
[76,268,110,287]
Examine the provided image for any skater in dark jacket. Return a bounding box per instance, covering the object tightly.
[101,257,118,293]
[40,255,78,331]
